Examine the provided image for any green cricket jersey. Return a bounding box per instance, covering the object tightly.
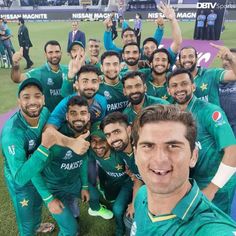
[186,96,236,213]
[89,149,129,186]
[123,94,169,124]
[186,96,236,184]
[1,107,50,187]
[145,70,174,103]
[25,63,68,111]
[98,80,128,113]
[32,123,89,204]
[193,67,225,106]
[119,151,141,180]
[131,180,236,236]
[119,67,151,79]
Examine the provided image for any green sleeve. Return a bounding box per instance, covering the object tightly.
[208,68,225,84]
[2,132,49,186]
[61,75,75,97]
[25,68,42,79]
[80,154,89,190]
[31,173,55,204]
[204,106,236,151]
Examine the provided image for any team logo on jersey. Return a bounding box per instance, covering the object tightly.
[47,78,54,86]
[104,91,112,100]
[28,140,36,150]
[63,150,73,160]
[8,145,15,155]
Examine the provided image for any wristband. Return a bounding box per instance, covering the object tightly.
[211,162,236,188]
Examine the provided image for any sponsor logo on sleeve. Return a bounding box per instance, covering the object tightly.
[212,111,225,127]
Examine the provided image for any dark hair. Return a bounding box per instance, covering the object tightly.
[77,64,101,78]
[122,71,146,86]
[121,27,136,38]
[166,68,193,87]
[100,51,121,65]
[149,48,171,64]
[100,112,129,131]
[66,95,89,112]
[122,42,140,54]
[88,38,101,43]
[142,37,159,48]
[179,46,198,60]
[18,17,25,24]
[132,104,197,152]
[44,40,61,52]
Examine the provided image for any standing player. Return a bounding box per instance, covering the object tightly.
[11,40,67,112]
[122,71,169,124]
[131,104,236,235]
[1,78,88,236]
[86,38,101,70]
[98,51,128,113]
[167,68,236,214]
[179,44,236,106]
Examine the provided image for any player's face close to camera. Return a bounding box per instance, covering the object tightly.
[134,121,197,195]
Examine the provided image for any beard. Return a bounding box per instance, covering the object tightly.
[128,92,145,105]
[68,120,87,133]
[47,56,61,66]
[124,58,139,66]
[172,91,192,105]
[80,89,96,99]
[21,105,43,118]
[180,61,197,72]
[152,66,168,76]
[111,139,129,151]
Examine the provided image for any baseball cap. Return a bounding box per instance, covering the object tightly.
[90,122,106,140]
[68,41,85,52]
[18,78,43,96]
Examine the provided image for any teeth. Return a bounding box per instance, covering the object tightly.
[153,169,170,175]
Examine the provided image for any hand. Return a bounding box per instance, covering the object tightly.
[155,16,164,26]
[68,53,85,79]
[70,131,90,155]
[126,203,135,218]
[41,127,58,149]
[158,2,176,21]
[90,56,99,65]
[201,183,218,201]
[81,189,90,203]
[103,17,113,30]
[210,43,235,62]
[12,48,23,65]
[47,199,64,214]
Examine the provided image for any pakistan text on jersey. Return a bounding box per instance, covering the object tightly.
[107,101,129,112]
[50,89,61,96]
[60,160,83,170]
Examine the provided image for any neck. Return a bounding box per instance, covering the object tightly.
[191,67,198,78]
[104,76,119,85]
[123,142,133,154]
[148,179,191,216]
[151,72,166,86]
[133,97,145,113]
[48,62,59,72]
[127,64,139,71]
[21,111,39,127]
[177,95,193,111]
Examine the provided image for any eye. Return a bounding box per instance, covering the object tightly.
[167,144,180,150]
[140,143,153,150]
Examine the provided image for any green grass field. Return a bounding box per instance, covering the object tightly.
[0,20,236,235]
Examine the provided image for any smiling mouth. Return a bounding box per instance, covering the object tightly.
[151,169,172,176]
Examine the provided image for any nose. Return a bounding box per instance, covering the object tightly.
[152,147,169,164]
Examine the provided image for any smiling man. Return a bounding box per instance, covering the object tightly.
[131,104,236,236]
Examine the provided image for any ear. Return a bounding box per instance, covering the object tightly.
[133,146,137,165]
[189,148,198,168]
[42,95,45,106]
[167,63,170,70]
[167,87,171,95]
[17,97,21,109]
[192,83,196,92]
[144,83,147,93]
[127,125,132,137]
[66,112,69,121]
[123,87,127,96]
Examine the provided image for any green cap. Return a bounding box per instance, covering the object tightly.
[68,40,85,52]
[18,78,43,96]
[90,121,106,140]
